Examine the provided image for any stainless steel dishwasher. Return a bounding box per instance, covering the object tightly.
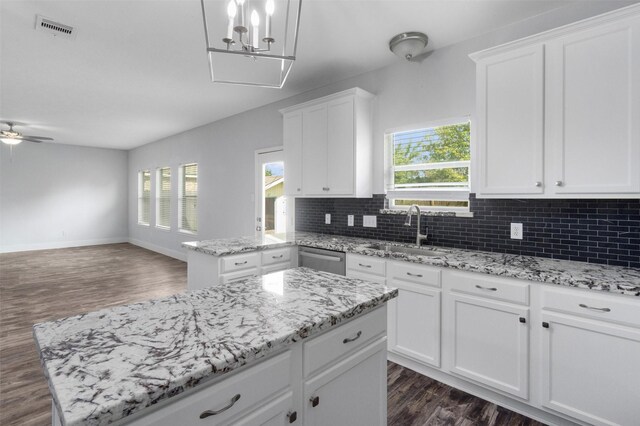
[298,246,346,276]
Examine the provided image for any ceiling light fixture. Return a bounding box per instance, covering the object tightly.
[389,32,429,61]
[200,0,302,88]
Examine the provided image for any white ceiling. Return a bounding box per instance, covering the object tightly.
[1,0,584,150]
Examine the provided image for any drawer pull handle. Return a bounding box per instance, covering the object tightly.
[358,263,372,268]
[406,272,423,278]
[310,396,320,407]
[322,187,330,191]
[199,394,241,418]
[287,411,298,423]
[579,303,611,312]
[343,330,362,344]
[475,285,497,291]
[234,261,248,266]
[272,254,284,259]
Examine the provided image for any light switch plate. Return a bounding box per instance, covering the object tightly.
[347,215,354,226]
[363,215,377,228]
[325,214,331,225]
[511,223,523,240]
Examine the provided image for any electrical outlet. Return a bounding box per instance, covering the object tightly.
[347,215,354,226]
[325,214,331,225]
[363,215,377,228]
[511,223,523,240]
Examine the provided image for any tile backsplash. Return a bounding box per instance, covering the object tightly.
[295,194,640,268]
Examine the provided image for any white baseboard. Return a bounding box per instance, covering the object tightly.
[128,238,187,262]
[0,237,129,254]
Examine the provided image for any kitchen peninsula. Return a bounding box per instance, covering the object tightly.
[33,268,397,426]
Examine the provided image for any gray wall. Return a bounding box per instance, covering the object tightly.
[125,1,634,259]
[0,142,128,252]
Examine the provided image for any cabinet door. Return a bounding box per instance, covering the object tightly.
[448,293,529,399]
[283,112,303,196]
[301,105,328,195]
[475,45,545,195]
[326,97,355,195]
[232,392,297,426]
[388,281,441,368]
[304,338,387,426]
[546,20,640,195]
[540,312,640,426]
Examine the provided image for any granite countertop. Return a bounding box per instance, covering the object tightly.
[184,232,640,297]
[33,267,397,426]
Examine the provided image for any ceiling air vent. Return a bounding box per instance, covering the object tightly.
[35,15,76,39]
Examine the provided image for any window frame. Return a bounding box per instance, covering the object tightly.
[384,116,472,213]
[155,166,171,230]
[137,169,151,226]
[178,163,198,235]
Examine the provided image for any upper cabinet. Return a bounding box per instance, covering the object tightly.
[471,6,640,198]
[280,88,374,198]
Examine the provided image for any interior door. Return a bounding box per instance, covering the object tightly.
[255,148,287,238]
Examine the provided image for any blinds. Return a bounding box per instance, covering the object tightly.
[138,170,151,225]
[156,167,171,228]
[180,163,198,233]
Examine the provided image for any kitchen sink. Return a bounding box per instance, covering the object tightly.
[365,243,446,256]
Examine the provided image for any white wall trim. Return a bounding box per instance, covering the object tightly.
[128,238,187,262]
[0,237,129,254]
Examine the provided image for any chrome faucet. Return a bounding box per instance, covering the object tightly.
[404,205,428,247]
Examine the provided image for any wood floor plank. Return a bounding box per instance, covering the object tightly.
[1,243,547,426]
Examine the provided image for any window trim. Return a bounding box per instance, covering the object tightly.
[155,166,172,230]
[178,163,198,235]
[137,169,151,226]
[384,116,471,213]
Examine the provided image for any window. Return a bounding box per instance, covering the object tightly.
[386,119,471,212]
[137,170,151,225]
[156,167,171,229]
[179,163,198,233]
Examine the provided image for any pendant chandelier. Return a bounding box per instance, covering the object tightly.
[200,0,302,88]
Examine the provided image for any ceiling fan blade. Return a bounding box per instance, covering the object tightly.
[19,138,44,143]
[21,135,54,140]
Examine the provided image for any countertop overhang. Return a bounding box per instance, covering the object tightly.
[183,232,640,297]
[33,267,397,426]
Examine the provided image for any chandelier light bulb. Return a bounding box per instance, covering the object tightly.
[265,0,274,39]
[227,0,236,18]
[266,0,275,15]
[251,10,260,47]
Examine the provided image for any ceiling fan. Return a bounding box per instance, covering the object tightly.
[1,122,54,145]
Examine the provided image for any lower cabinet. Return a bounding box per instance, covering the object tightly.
[447,292,529,399]
[304,338,387,426]
[539,288,640,426]
[233,392,297,426]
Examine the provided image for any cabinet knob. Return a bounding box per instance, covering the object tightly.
[287,411,298,423]
[519,317,526,324]
[534,181,542,187]
[322,187,330,191]
[297,188,301,192]
[542,322,550,328]
[555,180,563,187]
[310,396,320,407]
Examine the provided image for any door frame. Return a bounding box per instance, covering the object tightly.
[255,147,291,238]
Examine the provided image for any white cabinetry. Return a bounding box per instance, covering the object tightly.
[471,6,640,198]
[475,45,544,195]
[445,271,530,400]
[187,247,295,290]
[280,88,374,198]
[546,19,640,195]
[539,287,640,426]
[386,261,441,368]
[282,112,303,196]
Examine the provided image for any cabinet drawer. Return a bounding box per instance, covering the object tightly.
[346,270,386,285]
[541,286,640,328]
[261,262,290,275]
[303,306,386,377]
[221,253,260,273]
[219,268,258,284]
[130,351,292,426]
[347,254,386,277]
[447,271,529,305]
[387,261,441,288]
[261,248,291,266]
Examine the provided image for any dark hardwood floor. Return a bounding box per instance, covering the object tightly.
[0,243,545,426]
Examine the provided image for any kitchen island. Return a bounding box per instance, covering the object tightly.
[33,267,397,426]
